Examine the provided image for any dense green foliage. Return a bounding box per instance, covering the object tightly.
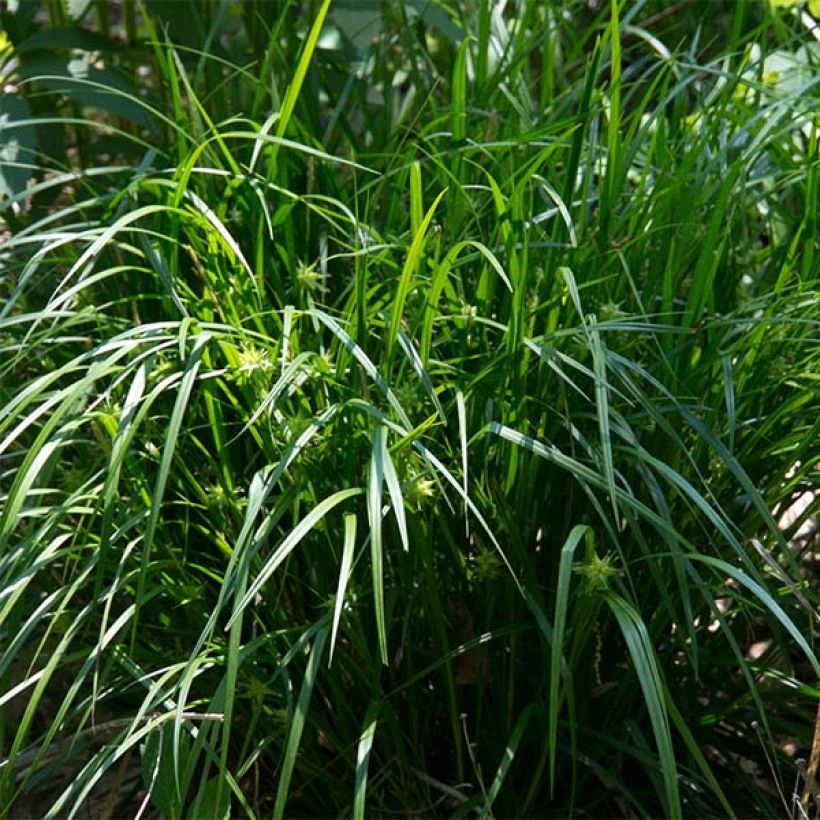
[1,0,819,816]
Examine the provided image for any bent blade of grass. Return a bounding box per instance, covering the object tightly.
[330,513,358,666]
[217,131,378,173]
[95,353,154,661]
[0,580,65,681]
[0,330,145,443]
[177,406,338,773]
[353,700,381,820]
[533,175,577,247]
[688,554,820,677]
[487,422,685,550]
[311,309,412,429]
[50,700,236,820]
[169,46,242,177]
[0,409,76,547]
[229,352,314,444]
[418,236,513,363]
[609,350,797,566]
[388,625,525,697]
[549,524,590,797]
[46,601,141,799]
[272,625,329,820]
[226,487,362,628]
[182,189,255,294]
[631,445,750,559]
[681,407,797,572]
[605,593,681,820]
[248,110,280,174]
[410,440,522,596]
[243,405,341,536]
[381,431,409,553]
[524,338,592,401]
[560,266,588,333]
[749,537,817,621]
[397,329,446,422]
[139,237,189,316]
[65,204,185,294]
[420,240,488,365]
[466,239,514,294]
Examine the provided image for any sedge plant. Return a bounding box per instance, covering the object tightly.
[0,0,818,816]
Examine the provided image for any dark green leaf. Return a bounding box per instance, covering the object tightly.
[0,93,36,199]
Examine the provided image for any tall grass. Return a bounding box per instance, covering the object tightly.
[1,0,819,816]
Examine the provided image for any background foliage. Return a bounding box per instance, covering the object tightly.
[1,0,819,817]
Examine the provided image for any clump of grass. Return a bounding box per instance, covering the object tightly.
[1,1,818,817]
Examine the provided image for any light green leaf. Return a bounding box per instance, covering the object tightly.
[353,701,380,820]
[387,188,448,364]
[330,513,358,666]
[369,427,388,664]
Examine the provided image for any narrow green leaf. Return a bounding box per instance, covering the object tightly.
[311,308,412,429]
[455,390,470,540]
[381,432,409,553]
[606,593,681,820]
[330,513,358,666]
[19,56,156,128]
[665,688,737,819]
[397,329,446,422]
[410,160,423,237]
[549,525,590,796]
[451,37,469,143]
[688,554,820,678]
[605,0,622,221]
[387,188,448,364]
[589,317,618,521]
[353,701,380,820]
[368,427,388,664]
[481,703,539,818]
[226,487,362,628]
[272,626,329,820]
[488,422,684,547]
[721,354,736,452]
[533,175,577,247]
[420,238,511,365]
[466,240,513,293]
[272,0,332,165]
